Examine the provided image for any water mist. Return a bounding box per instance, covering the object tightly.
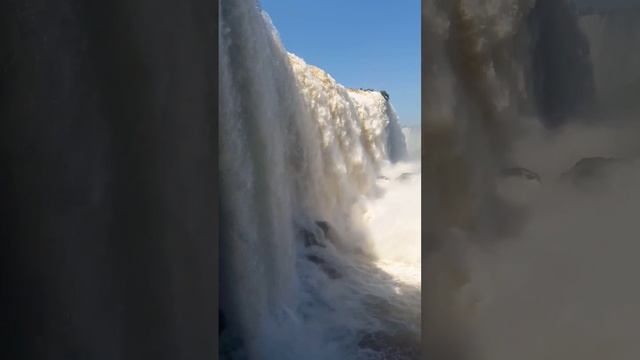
[424,0,640,358]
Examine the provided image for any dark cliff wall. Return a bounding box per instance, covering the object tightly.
[0,1,218,359]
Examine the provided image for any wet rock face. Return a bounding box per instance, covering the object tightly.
[358,330,421,360]
[501,167,542,182]
[298,220,339,249]
[315,220,342,246]
[352,88,390,101]
[561,156,623,187]
[305,254,342,280]
[299,227,326,248]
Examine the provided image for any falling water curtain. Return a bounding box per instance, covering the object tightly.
[0,1,219,359]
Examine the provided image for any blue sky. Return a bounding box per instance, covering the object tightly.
[260,0,421,126]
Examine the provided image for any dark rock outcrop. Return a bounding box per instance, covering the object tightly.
[298,220,346,249]
[501,167,542,182]
[353,88,390,101]
[315,221,333,240]
[306,255,342,279]
[358,331,421,359]
[299,227,326,248]
[561,156,623,185]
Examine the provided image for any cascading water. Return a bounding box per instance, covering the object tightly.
[425,0,640,359]
[219,0,420,359]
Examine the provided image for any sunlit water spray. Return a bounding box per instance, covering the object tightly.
[361,139,421,287]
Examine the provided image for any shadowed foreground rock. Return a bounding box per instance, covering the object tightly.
[0,1,218,359]
[560,156,627,188]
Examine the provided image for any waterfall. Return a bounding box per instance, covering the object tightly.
[219,0,417,358]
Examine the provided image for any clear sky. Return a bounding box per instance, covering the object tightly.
[260,0,421,126]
